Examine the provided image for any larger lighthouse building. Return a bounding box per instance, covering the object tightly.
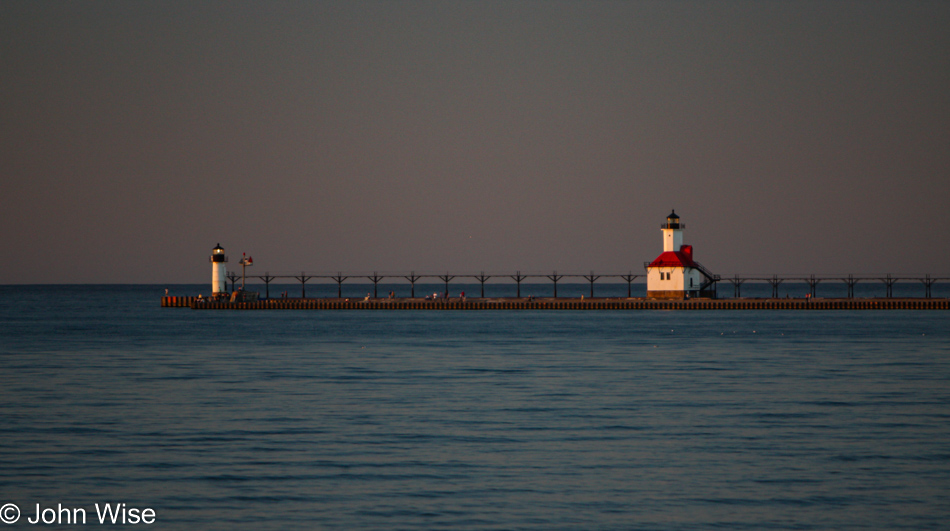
[645,211,718,299]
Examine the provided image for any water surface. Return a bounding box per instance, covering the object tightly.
[1,285,948,529]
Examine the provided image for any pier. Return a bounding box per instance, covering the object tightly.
[184,212,948,310]
[162,296,950,310]
[185,217,948,309]
[217,271,950,300]
[166,268,950,310]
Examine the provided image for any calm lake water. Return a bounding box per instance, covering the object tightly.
[1,285,948,529]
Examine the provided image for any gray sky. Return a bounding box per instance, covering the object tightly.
[2,0,948,283]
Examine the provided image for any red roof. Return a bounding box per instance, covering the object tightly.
[648,246,697,268]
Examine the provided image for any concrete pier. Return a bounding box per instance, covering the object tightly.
[162,296,197,307]
[162,297,950,310]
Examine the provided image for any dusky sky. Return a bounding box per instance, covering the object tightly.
[2,0,948,284]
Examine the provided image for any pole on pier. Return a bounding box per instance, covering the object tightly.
[368,272,384,299]
[922,274,936,298]
[295,273,312,298]
[260,273,275,299]
[583,272,600,298]
[729,275,746,298]
[511,271,527,298]
[620,273,640,298]
[767,275,783,298]
[843,274,859,298]
[404,272,420,298]
[438,273,455,296]
[227,272,239,292]
[547,271,563,298]
[881,274,897,298]
[807,274,820,298]
[331,273,347,298]
[239,254,253,290]
[474,272,491,298]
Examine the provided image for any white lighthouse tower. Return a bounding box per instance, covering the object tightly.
[210,243,228,295]
[662,210,684,252]
[645,211,718,299]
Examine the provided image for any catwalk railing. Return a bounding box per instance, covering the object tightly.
[223,271,950,299]
[229,271,648,299]
[722,274,946,298]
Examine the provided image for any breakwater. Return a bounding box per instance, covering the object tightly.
[162,297,949,310]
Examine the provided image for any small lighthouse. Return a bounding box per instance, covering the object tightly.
[210,243,228,295]
[645,211,718,299]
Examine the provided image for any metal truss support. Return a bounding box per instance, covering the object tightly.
[227,272,240,292]
[921,274,936,298]
[294,273,313,298]
[728,275,747,298]
[474,272,491,298]
[767,275,783,298]
[404,272,420,298]
[511,271,527,298]
[807,274,820,298]
[367,272,384,298]
[842,274,859,298]
[331,273,348,298]
[259,273,275,299]
[881,274,897,298]
[620,273,640,298]
[438,273,455,296]
[546,271,563,298]
[583,272,600,298]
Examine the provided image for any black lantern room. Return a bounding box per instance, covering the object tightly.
[210,243,228,263]
[662,210,683,230]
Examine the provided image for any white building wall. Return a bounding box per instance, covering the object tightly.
[648,267,704,295]
[686,269,702,291]
[647,267,686,292]
[662,229,683,252]
[670,269,685,291]
[212,262,227,294]
[647,268,662,292]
